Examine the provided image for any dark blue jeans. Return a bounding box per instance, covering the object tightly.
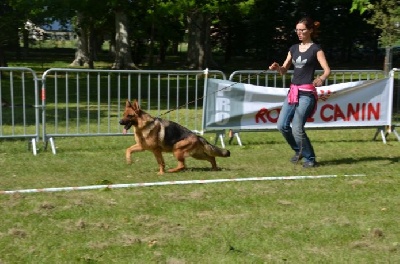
[277,92,316,162]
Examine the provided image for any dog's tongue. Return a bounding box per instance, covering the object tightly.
[123,128,128,134]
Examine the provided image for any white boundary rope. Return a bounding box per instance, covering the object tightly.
[0,174,366,195]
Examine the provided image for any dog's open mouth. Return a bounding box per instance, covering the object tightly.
[120,120,133,134]
[122,124,132,134]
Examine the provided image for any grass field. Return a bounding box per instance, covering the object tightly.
[1,127,400,263]
[2,51,400,263]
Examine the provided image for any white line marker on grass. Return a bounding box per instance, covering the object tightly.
[0,174,366,195]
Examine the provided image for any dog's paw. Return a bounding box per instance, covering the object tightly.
[126,160,132,165]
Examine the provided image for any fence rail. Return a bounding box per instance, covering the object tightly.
[1,67,399,155]
[228,69,385,87]
[224,69,399,146]
[0,67,40,155]
[229,69,400,114]
[41,68,226,153]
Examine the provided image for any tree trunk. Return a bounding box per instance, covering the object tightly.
[186,10,203,69]
[88,22,95,69]
[148,15,155,67]
[158,39,168,64]
[22,29,29,58]
[171,41,179,55]
[186,10,216,70]
[224,24,233,63]
[112,9,138,70]
[70,13,90,67]
[0,48,7,67]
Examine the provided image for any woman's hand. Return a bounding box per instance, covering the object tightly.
[313,76,324,87]
[269,62,280,71]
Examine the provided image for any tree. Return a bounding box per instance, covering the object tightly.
[351,0,400,72]
[245,0,293,62]
[308,0,378,64]
[64,0,113,68]
[0,1,16,66]
[211,0,254,63]
[112,8,138,69]
[351,0,400,47]
[171,0,235,69]
[1,0,51,61]
[186,8,213,69]
[143,0,185,66]
[70,12,90,67]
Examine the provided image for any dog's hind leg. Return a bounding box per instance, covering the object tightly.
[192,153,218,171]
[152,149,166,175]
[208,157,218,171]
[169,148,186,173]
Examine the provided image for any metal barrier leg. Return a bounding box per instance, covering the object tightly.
[392,129,400,141]
[381,129,387,144]
[219,134,226,148]
[228,130,243,146]
[373,127,380,140]
[373,127,387,144]
[49,137,57,154]
[214,131,226,148]
[235,132,243,146]
[31,138,37,156]
[388,125,400,141]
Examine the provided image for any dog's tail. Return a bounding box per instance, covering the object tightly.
[199,137,230,157]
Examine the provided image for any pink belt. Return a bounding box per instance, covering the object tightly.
[288,84,318,117]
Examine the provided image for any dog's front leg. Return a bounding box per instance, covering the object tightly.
[125,144,143,164]
[152,149,166,175]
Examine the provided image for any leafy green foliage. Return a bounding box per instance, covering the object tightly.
[366,0,400,47]
[350,0,372,14]
[2,0,382,68]
[351,0,400,47]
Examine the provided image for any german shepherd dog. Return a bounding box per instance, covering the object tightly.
[119,100,230,174]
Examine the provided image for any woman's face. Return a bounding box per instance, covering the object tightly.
[295,22,312,42]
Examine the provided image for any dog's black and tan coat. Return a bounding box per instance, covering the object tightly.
[119,100,230,174]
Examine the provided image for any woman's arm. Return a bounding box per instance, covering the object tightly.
[269,51,292,75]
[313,50,331,86]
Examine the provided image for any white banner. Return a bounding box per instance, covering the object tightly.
[203,77,393,131]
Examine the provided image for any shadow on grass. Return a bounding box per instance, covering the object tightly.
[320,156,399,165]
[169,167,233,173]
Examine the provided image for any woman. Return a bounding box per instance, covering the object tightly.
[269,17,330,168]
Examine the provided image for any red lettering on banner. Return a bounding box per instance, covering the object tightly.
[334,104,346,121]
[321,104,334,121]
[362,103,366,120]
[348,104,360,120]
[255,108,280,123]
[321,103,381,122]
[368,103,380,120]
[254,103,380,124]
[255,108,268,123]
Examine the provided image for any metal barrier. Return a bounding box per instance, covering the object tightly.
[1,67,397,155]
[0,67,40,155]
[41,68,226,154]
[228,69,384,86]
[223,69,399,146]
[228,70,398,118]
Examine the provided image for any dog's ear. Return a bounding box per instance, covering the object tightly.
[126,100,133,108]
[132,99,140,110]
[132,99,142,115]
